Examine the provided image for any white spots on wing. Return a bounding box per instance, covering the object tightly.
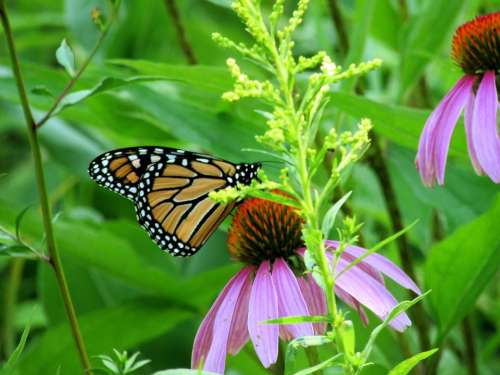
[131,159,141,168]
[151,155,161,163]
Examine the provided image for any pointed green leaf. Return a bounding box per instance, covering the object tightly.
[388,349,439,375]
[321,191,351,237]
[55,39,76,77]
[425,195,500,341]
[1,324,31,374]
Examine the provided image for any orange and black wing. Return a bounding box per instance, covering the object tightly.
[88,147,213,200]
[135,158,260,256]
[89,146,261,256]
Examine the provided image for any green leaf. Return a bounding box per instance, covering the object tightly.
[337,219,418,279]
[369,0,400,50]
[16,300,192,375]
[108,59,232,92]
[340,0,375,92]
[247,190,302,209]
[321,191,351,237]
[264,315,330,325]
[293,353,343,375]
[338,320,355,360]
[388,348,439,375]
[284,335,333,375]
[153,370,219,375]
[362,292,430,359]
[0,324,31,374]
[399,1,466,96]
[52,76,165,116]
[327,92,468,158]
[55,38,76,77]
[425,195,500,341]
[30,85,55,97]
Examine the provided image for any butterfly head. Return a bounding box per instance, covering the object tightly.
[235,162,261,185]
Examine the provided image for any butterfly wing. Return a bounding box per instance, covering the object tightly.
[88,146,213,200]
[134,157,246,256]
[89,146,261,256]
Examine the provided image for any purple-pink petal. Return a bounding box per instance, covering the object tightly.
[191,267,251,373]
[470,71,500,183]
[201,266,253,374]
[335,286,369,326]
[297,274,327,334]
[327,241,421,294]
[227,266,253,355]
[416,75,475,186]
[340,250,384,285]
[334,257,411,332]
[464,92,484,175]
[271,258,314,338]
[248,260,279,368]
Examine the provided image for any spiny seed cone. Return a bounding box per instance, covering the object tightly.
[451,12,500,74]
[227,191,303,265]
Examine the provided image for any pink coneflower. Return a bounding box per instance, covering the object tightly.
[191,194,421,374]
[416,12,500,186]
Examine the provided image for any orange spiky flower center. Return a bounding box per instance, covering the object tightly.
[451,12,500,74]
[228,191,303,265]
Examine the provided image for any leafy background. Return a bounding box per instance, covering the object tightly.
[0,0,499,374]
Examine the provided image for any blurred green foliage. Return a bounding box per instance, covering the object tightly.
[0,0,499,374]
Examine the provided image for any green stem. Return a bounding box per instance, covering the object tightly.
[36,2,119,128]
[0,3,93,374]
[270,343,285,375]
[366,134,430,352]
[1,259,25,357]
[326,0,348,57]
[261,0,340,344]
[305,346,323,375]
[163,0,197,65]
[461,316,478,374]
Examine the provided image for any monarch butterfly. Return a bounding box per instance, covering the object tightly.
[88,147,261,257]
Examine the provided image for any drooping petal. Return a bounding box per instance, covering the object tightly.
[227,267,253,355]
[416,75,475,186]
[464,92,484,174]
[335,286,369,326]
[335,257,411,332]
[193,266,253,374]
[339,250,384,285]
[327,241,421,294]
[192,274,233,369]
[470,71,500,183]
[297,274,327,334]
[248,260,279,368]
[271,258,314,339]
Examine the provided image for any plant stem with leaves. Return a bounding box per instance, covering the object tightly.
[0,2,100,373]
[210,1,381,372]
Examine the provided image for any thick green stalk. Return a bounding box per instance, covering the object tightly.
[0,3,93,374]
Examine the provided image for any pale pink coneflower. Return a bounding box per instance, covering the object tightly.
[416,12,500,186]
[191,193,421,374]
